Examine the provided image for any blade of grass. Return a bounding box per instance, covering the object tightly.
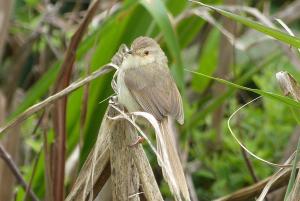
[185,69,300,109]
[189,0,300,48]
[284,108,300,200]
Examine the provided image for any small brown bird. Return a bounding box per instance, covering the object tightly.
[117,36,190,201]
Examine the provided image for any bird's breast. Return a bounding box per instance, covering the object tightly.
[117,68,140,112]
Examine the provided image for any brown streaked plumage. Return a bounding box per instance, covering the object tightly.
[116,36,190,201]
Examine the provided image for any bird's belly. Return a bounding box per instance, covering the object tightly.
[117,69,140,112]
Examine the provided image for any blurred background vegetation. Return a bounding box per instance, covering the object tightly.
[1,0,300,200]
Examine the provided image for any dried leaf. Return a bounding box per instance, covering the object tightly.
[276,71,300,101]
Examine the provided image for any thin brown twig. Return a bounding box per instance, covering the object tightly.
[0,144,40,201]
[241,147,259,183]
[23,148,42,201]
[213,169,291,201]
[30,111,46,138]
[236,111,259,184]
[0,64,114,136]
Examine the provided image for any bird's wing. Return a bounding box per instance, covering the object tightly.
[124,63,184,124]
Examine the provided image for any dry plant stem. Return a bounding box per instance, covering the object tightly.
[91,162,111,200]
[0,64,114,136]
[109,115,140,201]
[85,147,110,201]
[275,0,300,24]
[186,173,199,201]
[214,169,292,201]
[0,0,14,61]
[131,145,164,201]
[66,106,164,201]
[65,109,111,201]
[0,91,24,201]
[181,143,198,201]
[108,106,164,201]
[65,143,110,201]
[0,144,40,201]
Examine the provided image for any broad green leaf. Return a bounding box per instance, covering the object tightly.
[192,28,220,92]
[140,0,184,89]
[166,0,187,15]
[177,15,205,48]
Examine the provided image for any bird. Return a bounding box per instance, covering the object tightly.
[116,36,190,201]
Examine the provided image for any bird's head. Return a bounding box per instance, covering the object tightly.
[127,36,167,65]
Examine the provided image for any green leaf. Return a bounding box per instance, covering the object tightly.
[140,0,184,89]
[187,69,300,109]
[10,64,60,119]
[192,28,220,92]
[25,0,40,7]
[166,0,187,16]
[177,15,205,48]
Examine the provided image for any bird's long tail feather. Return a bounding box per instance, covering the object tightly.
[157,117,190,201]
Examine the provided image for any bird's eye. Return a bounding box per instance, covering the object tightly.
[144,50,149,55]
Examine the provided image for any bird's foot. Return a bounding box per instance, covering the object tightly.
[128,136,145,147]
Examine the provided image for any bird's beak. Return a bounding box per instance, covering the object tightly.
[127,49,133,54]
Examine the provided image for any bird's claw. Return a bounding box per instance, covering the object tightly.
[128,136,145,147]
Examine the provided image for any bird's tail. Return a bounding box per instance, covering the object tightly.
[157,117,190,201]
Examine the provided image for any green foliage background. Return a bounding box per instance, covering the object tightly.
[1,0,300,200]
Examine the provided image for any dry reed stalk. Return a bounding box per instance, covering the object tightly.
[0,91,23,201]
[65,105,164,201]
